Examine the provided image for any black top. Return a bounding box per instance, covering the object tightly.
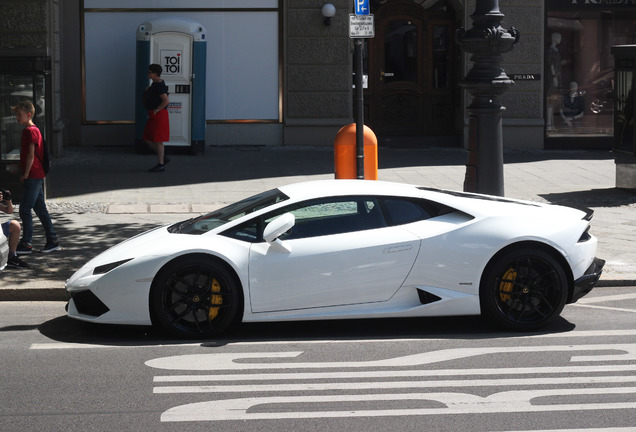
[143,80,168,110]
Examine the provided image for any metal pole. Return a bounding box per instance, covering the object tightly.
[354,38,365,179]
[455,0,519,196]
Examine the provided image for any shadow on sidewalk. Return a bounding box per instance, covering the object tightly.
[0,215,161,287]
[46,145,615,201]
[540,187,636,207]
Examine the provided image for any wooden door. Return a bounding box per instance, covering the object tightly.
[367,1,455,137]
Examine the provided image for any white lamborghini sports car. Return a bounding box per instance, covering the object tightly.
[65,180,604,338]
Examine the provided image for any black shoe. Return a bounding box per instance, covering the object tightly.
[16,242,32,255]
[148,163,165,172]
[7,254,29,268]
[42,240,60,253]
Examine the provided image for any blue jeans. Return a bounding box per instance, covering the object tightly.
[19,178,57,245]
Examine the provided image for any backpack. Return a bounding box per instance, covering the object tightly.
[38,138,51,175]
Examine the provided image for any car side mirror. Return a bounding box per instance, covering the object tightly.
[263,213,295,253]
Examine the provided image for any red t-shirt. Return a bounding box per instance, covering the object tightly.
[20,125,45,179]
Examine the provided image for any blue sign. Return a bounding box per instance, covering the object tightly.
[355,0,370,15]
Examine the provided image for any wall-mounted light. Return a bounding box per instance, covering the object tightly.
[322,3,336,26]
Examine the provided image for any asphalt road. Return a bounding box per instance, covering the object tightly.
[1,287,636,431]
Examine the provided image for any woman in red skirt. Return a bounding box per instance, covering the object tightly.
[143,64,170,172]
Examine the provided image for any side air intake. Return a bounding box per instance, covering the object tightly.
[417,289,442,305]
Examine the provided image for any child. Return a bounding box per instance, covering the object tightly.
[11,100,59,254]
[0,189,29,268]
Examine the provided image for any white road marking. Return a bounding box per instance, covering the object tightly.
[160,388,636,421]
[147,342,636,423]
[570,304,636,313]
[154,375,636,394]
[145,344,636,370]
[501,429,636,432]
[577,293,636,304]
[28,329,636,350]
[154,364,636,382]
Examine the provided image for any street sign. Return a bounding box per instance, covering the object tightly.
[349,14,374,38]
[355,0,370,15]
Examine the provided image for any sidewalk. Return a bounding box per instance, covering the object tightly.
[1,145,635,301]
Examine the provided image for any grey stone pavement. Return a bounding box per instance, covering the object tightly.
[1,144,635,301]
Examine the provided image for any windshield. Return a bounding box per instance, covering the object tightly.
[168,188,289,235]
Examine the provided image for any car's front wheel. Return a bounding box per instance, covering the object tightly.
[480,247,568,331]
[150,255,241,338]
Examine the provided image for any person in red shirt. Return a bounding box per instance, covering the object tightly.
[12,100,59,254]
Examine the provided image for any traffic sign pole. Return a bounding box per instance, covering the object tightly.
[354,38,364,179]
[352,0,372,179]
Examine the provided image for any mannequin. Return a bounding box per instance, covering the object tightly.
[546,32,569,131]
[548,32,566,89]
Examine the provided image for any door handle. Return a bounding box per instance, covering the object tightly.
[385,244,413,254]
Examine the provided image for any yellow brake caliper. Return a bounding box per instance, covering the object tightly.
[209,278,223,320]
[499,268,517,302]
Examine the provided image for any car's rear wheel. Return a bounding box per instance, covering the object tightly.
[480,247,568,331]
[150,256,241,338]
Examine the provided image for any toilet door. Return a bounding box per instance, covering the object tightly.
[151,32,192,146]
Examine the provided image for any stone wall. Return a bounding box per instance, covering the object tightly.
[0,0,63,156]
[0,0,48,51]
[284,0,353,145]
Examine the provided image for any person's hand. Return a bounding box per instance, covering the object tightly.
[565,118,573,127]
[0,190,11,203]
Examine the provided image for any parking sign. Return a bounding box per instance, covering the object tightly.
[355,0,370,15]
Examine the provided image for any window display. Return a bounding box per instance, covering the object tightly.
[0,74,46,160]
[545,9,636,140]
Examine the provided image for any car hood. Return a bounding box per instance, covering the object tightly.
[74,222,247,277]
[75,226,167,270]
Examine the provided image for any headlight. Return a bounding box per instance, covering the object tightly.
[93,258,133,275]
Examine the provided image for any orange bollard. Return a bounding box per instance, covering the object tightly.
[334,123,378,180]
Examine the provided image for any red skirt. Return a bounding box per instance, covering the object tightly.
[143,109,170,142]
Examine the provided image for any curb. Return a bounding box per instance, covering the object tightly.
[1,279,633,303]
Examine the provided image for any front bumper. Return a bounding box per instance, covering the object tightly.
[570,257,605,303]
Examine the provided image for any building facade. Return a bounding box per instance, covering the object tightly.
[1,0,636,159]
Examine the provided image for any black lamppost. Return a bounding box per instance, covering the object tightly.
[456,0,519,196]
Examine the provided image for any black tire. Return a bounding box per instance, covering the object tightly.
[480,247,568,331]
[150,255,241,338]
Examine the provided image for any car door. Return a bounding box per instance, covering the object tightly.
[247,197,421,313]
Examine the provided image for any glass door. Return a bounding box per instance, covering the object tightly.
[0,73,47,160]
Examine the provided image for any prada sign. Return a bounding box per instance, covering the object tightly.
[512,74,541,81]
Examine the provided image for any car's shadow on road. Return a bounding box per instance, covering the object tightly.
[38,314,576,347]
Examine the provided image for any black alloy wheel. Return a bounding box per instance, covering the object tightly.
[150,256,241,338]
[480,247,568,331]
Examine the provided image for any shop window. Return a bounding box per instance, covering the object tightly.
[545,9,636,140]
[0,67,47,160]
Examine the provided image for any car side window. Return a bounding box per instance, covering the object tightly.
[266,197,387,241]
[381,198,434,225]
[275,197,386,240]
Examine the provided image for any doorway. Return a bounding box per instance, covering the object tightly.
[365,0,457,141]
